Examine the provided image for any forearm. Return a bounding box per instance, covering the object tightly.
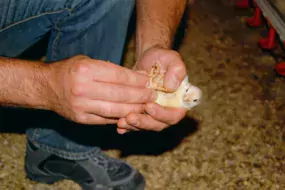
[0,57,53,110]
[136,0,187,58]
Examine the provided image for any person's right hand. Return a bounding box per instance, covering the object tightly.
[46,55,157,125]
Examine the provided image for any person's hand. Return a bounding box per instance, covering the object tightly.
[46,55,157,125]
[117,47,187,134]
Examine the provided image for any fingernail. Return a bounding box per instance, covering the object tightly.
[117,128,127,135]
[168,77,179,90]
[151,91,158,101]
[145,81,150,88]
[147,105,155,115]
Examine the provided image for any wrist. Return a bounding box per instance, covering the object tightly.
[0,57,58,110]
[41,63,61,112]
[135,0,187,60]
[32,63,58,111]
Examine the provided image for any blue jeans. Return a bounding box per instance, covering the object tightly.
[0,0,135,159]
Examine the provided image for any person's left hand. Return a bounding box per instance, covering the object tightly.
[117,47,188,134]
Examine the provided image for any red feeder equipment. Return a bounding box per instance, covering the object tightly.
[276,63,285,76]
[235,0,250,8]
[246,6,263,27]
[258,26,278,50]
[235,0,255,9]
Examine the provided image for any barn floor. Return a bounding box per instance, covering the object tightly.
[0,0,284,190]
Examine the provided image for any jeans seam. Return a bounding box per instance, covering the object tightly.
[51,16,63,60]
[32,128,39,141]
[51,8,74,60]
[30,139,98,159]
[0,8,72,33]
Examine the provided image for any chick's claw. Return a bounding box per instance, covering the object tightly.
[148,64,169,92]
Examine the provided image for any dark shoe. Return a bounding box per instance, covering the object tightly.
[25,139,145,190]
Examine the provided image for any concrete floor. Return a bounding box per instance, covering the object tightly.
[0,0,284,189]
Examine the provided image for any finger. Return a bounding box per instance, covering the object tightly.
[72,98,146,118]
[117,118,139,131]
[125,113,169,132]
[86,59,150,88]
[117,128,131,135]
[144,103,187,125]
[76,82,157,104]
[136,70,148,75]
[75,112,118,125]
[163,54,187,91]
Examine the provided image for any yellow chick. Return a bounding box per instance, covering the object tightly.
[147,64,202,110]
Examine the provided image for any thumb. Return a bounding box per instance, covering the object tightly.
[163,61,186,92]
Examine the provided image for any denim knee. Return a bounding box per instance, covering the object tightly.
[46,0,136,62]
[67,0,136,28]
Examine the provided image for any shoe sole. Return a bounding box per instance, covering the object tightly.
[25,165,145,190]
[25,165,64,184]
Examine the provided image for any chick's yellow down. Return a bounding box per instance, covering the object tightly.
[147,64,202,110]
